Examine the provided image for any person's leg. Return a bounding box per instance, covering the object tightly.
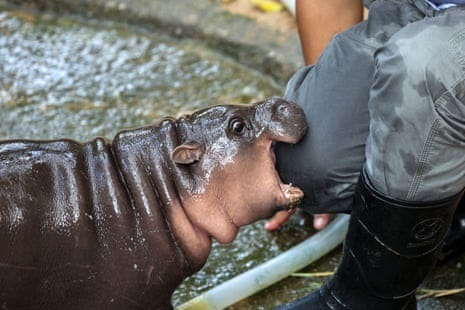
[442,197,465,261]
[276,39,372,215]
[276,0,419,215]
[278,3,465,309]
[266,0,364,231]
[295,0,364,65]
[365,6,465,201]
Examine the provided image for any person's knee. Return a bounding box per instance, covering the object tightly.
[276,138,332,195]
[376,19,461,99]
[276,138,360,213]
[367,31,465,201]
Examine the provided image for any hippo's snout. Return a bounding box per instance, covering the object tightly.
[256,97,307,144]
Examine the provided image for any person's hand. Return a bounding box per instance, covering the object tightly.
[312,213,332,230]
[264,210,331,231]
[264,210,294,231]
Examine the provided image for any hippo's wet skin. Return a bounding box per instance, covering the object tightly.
[0,98,306,309]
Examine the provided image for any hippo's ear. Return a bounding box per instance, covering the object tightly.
[171,141,204,165]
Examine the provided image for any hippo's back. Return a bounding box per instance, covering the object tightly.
[0,138,180,308]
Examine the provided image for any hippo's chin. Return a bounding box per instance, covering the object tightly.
[213,225,240,245]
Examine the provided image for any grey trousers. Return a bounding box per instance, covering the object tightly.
[277,0,465,214]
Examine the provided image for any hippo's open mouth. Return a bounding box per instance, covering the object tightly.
[270,142,304,210]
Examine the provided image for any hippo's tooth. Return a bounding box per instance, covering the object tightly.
[281,183,304,209]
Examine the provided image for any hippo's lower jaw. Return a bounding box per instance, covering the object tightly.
[219,140,304,232]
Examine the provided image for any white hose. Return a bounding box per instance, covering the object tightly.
[175,214,349,310]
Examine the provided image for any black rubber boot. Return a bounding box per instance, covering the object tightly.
[278,170,464,310]
[440,197,465,262]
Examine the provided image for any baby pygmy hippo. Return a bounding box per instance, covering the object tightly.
[0,97,306,309]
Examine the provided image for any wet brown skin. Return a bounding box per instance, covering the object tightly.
[0,97,306,309]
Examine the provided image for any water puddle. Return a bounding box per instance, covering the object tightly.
[0,9,280,141]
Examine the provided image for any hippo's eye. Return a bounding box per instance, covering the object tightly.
[229,118,247,136]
